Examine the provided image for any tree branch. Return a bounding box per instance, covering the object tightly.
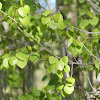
[46,0,51,11]
[77,35,100,61]
[86,0,100,13]
[73,26,100,34]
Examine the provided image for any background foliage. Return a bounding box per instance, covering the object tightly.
[0,0,100,100]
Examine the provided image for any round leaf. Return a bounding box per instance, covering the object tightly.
[0,2,2,10]
[60,56,68,65]
[49,56,58,64]
[3,58,9,68]
[16,59,27,69]
[48,21,58,30]
[57,70,63,79]
[29,53,40,62]
[48,64,55,74]
[80,19,89,29]
[16,52,28,61]
[19,15,30,25]
[64,85,74,94]
[41,17,51,25]
[9,56,17,66]
[66,77,75,86]
[64,65,70,73]
[57,84,64,92]
[57,61,64,71]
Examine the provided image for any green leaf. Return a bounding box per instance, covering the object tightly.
[30,88,40,97]
[53,13,60,22]
[19,15,30,25]
[3,58,9,68]
[20,0,23,6]
[66,77,75,86]
[57,14,66,30]
[48,21,58,30]
[57,61,64,71]
[16,52,28,61]
[48,64,55,74]
[29,53,40,62]
[80,19,89,29]
[42,10,52,16]
[42,75,47,81]
[60,56,68,65]
[64,65,70,73]
[27,45,32,51]
[41,17,51,25]
[18,5,30,17]
[64,85,74,94]
[45,10,52,15]
[95,61,100,70]
[61,90,69,97]
[89,17,99,26]
[79,9,86,16]
[9,56,17,66]
[57,70,63,79]
[16,59,27,69]
[70,24,74,32]
[87,11,94,18]
[24,5,30,15]
[57,84,64,92]
[49,56,58,64]
[0,2,2,10]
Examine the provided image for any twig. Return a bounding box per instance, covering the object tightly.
[27,48,44,56]
[35,1,46,10]
[80,65,96,92]
[77,36,100,61]
[73,26,100,34]
[47,0,51,11]
[86,0,100,13]
[72,55,96,92]
[51,1,62,11]
[68,60,94,65]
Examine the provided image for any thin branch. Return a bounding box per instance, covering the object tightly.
[0,9,61,59]
[72,55,96,92]
[51,1,62,11]
[80,65,96,92]
[27,48,44,56]
[68,59,94,66]
[35,1,46,11]
[46,0,51,11]
[77,36,100,61]
[73,26,100,34]
[86,0,100,13]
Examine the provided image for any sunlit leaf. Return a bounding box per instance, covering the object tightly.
[49,56,58,64]
[64,85,74,94]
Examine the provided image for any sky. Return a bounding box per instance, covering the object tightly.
[39,0,56,10]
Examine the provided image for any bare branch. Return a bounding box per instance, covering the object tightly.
[35,1,46,11]
[27,48,44,56]
[51,1,62,11]
[86,0,100,13]
[72,54,96,92]
[46,0,51,11]
[73,26,100,34]
[77,35,100,61]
